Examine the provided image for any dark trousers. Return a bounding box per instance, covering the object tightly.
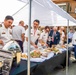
[73,45,76,59]
[47,41,54,47]
[15,40,23,52]
[35,39,38,45]
[68,39,72,44]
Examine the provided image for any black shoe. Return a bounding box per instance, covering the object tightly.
[72,60,76,63]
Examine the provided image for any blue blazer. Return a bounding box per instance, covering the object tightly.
[49,30,60,45]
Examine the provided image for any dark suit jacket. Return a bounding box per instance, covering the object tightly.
[49,30,60,45]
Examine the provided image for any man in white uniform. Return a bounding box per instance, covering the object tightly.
[12,21,25,52]
[38,26,50,47]
[31,19,41,45]
[0,15,14,49]
[23,19,40,53]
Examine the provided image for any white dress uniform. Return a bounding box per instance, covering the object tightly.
[23,29,28,53]
[31,29,40,36]
[38,32,48,47]
[23,29,35,53]
[0,24,12,48]
[31,28,40,43]
[23,28,40,53]
[39,32,48,43]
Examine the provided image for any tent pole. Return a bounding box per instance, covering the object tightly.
[27,0,31,75]
[66,19,69,75]
[66,2,69,75]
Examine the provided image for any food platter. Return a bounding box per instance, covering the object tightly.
[21,47,61,59]
[21,49,54,62]
[21,53,28,60]
[21,51,54,62]
[30,50,41,58]
[44,47,61,54]
[21,44,67,62]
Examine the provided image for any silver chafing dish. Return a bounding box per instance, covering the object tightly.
[0,50,13,75]
[3,40,22,66]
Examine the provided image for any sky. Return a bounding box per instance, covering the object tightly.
[0,0,25,23]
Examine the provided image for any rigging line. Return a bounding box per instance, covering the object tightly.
[12,2,29,16]
[33,0,44,7]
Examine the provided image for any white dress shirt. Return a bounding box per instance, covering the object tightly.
[23,28,40,53]
[39,32,48,43]
[0,24,12,48]
[72,32,76,45]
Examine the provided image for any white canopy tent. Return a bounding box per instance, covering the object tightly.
[0,0,76,26]
[16,0,76,26]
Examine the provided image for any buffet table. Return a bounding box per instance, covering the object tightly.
[10,46,73,75]
[32,51,66,75]
[32,47,74,75]
[10,60,37,75]
[10,51,66,75]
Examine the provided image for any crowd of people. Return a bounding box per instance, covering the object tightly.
[0,15,76,60]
